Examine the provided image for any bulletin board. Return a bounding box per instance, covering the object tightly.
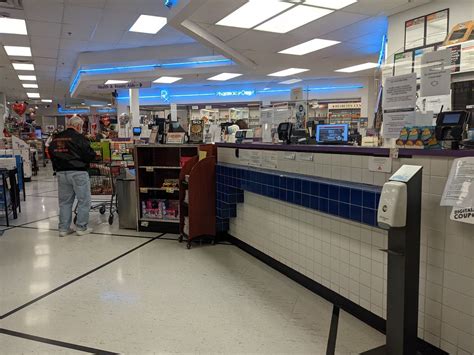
[404,9,449,50]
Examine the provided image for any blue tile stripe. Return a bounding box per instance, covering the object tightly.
[216,163,382,232]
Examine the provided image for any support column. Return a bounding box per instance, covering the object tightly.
[0,93,6,138]
[129,88,140,128]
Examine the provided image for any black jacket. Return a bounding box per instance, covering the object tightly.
[49,129,96,171]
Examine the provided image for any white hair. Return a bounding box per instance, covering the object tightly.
[67,115,84,128]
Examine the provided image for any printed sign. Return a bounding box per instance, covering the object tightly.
[420,49,451,97]
[441,157,474,208]
[369,157,393,173]
[328,102,362,110]
[98,81,151,90]
[450,207,474,225]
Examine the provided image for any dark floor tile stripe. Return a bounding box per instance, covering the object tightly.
[326,305,340,355]
[0,233,165,319]
[0,328,117,354]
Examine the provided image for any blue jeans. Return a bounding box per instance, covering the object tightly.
[57,171,91,232]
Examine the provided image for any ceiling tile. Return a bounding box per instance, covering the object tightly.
[27,21,62,38]
[63,5,104,25]
[90,26,125,43]
[61,23,96,41]
[59,39,89,51]
[23,0,64,23]
[64,0,106,8]
[30,36,61,51]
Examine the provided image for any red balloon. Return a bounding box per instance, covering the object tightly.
[12,102,27,116]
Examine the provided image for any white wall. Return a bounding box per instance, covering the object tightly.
[387,0,474,60]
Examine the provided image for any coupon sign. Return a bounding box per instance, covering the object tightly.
[450,207,474,225]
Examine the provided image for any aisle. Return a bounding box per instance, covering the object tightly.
[0,169,385,354]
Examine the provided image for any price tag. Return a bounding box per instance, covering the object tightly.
[141,221,149,227]
[146,167,154,172]
[140,188,148,193]
[166,188,175,193]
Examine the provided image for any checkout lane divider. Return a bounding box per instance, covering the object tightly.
[0,233,166,320]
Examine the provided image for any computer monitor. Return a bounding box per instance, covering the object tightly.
[316,124,349,144]
[132,127,142,136]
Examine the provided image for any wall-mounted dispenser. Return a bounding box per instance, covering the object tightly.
[377,181,407,228]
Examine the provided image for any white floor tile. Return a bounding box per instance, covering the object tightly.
[0,334,83,354]
[0,227,145,315]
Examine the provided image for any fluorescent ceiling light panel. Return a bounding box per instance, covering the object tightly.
[279,38,340,55]
[12,63,35,71]
[153,76,182,84]
[129,15,167,34]
[336,62,378,73]
[216,0,293,29]
[18,75,37,81]
[104,80,129,84]
[41,99,52,103]
[303,0,357,9]
[27,93,40,99]
[279,79,303,84]
[207,73,242,81]
[256,5,333,33]
[23,83,38,88]
[268,68,309,77]
[0,18,28,35]
[4,46,32,57]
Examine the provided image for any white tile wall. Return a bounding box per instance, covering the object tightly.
[219,148,474,353]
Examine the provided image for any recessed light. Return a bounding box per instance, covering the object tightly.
[105,80,129,85]
[153,76,183,84]
[18,75,37,81]
[279,38,340,55]
[216,0,293,29]
[129,15,167,34]
[303,0,357,10]
[336,62,379,73]
[256,5,333,33]
[41,99,52,103]
[268,68,309,77]
[279,79,303,84]
[0,18,28,35]
[23,83,38,89]
[27,93,40,99]
[207,73,242,81]
[12,63,35,71]
[4,46,32,57]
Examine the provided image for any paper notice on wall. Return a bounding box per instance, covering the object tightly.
[450,207,474,225]
[405,16,425,50]
[414,47,435,79]
[420,49,451,97]
[415,111,435,126]
[382,111,415,138]
[460,41,474,73]
[369,157,392,173]
[260,107,274,124]
[394,52,414,77]
[441,157,474,208]
[170,103,178,122]
[262,151,277,169]
[239,149,250,165]
[248,150,263,167]
[417,94,451,113]
[383,73,417,110]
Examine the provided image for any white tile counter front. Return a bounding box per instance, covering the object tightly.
[217,145,473,355]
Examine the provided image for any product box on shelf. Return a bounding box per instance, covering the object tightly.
[141,199,179,221]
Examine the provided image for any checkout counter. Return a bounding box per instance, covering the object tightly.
[215,141,472,353]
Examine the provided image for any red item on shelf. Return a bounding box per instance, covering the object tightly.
[180,156,193,167]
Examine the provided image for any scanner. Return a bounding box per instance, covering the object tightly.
[277,122,293,144]
[435,111,470,149]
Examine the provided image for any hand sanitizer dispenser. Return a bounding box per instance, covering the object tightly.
[377,181,407,228]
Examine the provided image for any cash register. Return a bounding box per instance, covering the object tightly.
[435,111,472,149]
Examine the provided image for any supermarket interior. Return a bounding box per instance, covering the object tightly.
[0,0,473,354]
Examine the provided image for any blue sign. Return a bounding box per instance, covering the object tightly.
[164,0,176,8]
[216,90,255,97]
[161,89,170,102]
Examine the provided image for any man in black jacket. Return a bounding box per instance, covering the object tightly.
[49,116,96,237]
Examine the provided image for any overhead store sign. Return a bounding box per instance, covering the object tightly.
[98,81,152,90]
[216,90,255,97]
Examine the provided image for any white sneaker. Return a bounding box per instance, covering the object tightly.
[59,229,75,237]
[76,228,93,236]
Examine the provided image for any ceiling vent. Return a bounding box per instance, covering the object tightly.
[0,0,23,10]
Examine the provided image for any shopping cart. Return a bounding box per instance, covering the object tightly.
[73,162,118,225]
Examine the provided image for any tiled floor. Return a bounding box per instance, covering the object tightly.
[0,168,385,354]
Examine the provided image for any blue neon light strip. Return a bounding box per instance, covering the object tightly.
[116,85,364,101]
[69,58,234,94]
[378,34,387,67]
[58,107,90,114]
